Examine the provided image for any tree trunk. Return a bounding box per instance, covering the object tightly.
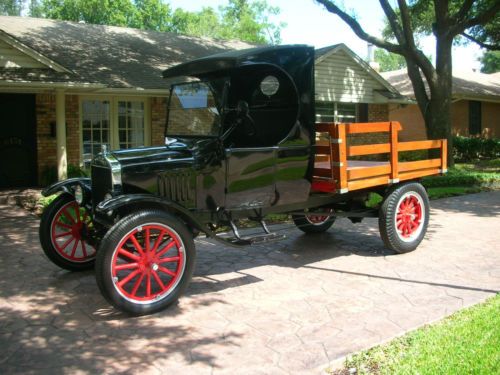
[425,36,454,167]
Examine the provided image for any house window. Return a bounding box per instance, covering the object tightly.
[81,99,110,162]
[118,100,145,149]
[316,101,358,123]
[80,97,149,165]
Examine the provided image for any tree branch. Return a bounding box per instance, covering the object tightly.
[378,0,404,43]
[396,0,436,87]
[453,0,474,24]
[459,2,500,33]
[314,0,402,53]
[461,32,500,51]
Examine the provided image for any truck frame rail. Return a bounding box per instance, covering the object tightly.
[312,121,447,193]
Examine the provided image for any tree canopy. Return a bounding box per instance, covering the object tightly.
[0,0,23,15]
[316,0,499,165]
[23,0,284,44]
[480,51,500,73]
[374,49,407,72]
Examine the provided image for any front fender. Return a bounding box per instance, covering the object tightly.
[96,194,213,236]
[42,178,91,197]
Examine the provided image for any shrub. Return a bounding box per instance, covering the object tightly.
[453,136,500,162]
[40,164,88,187]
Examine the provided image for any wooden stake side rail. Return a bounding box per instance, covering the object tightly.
[313,121,447,194]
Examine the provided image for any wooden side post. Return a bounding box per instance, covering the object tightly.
[337,123,348,193]
[441,139,448,173]
[389,121,399,183]
[329,125,339,182]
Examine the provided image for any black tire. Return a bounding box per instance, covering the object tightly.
[95,210,196,316]
[39,193,96,271]
[379,182,429,253]
[293,210,335,234]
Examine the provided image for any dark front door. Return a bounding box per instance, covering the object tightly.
[0,94,37,188]
[469,100,482,136]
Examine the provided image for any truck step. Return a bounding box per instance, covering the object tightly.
[223,218,286,246]
[228,232,286,246]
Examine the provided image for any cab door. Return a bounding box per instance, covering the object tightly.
[225,147,277,209]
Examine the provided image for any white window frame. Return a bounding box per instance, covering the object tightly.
[79,95,151,166]
[315,101,359,123]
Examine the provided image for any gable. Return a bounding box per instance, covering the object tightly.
[315,49,386,103]
[0,38,47,68]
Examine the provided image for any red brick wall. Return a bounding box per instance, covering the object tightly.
[35,93,80,184]
[151,97,167,146]
[36,94,57,183]
[367,104,389,122]
[388,103,427,141]
[66,95,79,166]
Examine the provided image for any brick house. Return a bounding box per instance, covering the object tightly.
[382,69,500,140]
[0,16,405,188]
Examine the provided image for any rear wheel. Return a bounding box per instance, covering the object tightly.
[293,209,335,233]
[39,193,96,271]
[95,210,196,315]
[379,182,429,253]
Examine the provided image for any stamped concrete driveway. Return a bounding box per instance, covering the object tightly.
[0,191,499,374]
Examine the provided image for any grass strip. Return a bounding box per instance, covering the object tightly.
[331,294,500,375]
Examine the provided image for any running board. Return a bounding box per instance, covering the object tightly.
[228,232,286,246]
[223,219,286,246]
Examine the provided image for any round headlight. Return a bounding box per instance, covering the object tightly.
[74,185,84,205]
[104,192,113,202]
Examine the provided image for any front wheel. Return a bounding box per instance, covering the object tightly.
[379,182,429,253]
[292,209,335,234]
[95,210,196,315]
[39,193,96,271]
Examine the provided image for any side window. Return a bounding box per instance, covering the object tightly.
[225,66,299,148]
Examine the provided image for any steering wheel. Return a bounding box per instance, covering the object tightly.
[223,100,257,138]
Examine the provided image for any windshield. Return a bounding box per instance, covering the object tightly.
[166,81,221,137]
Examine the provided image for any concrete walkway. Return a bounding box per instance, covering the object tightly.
[0,192,499,374]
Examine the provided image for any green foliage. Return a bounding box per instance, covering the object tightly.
[0,0,23,15]
[38,194,58,211]
[28,0,284,44]
[480,51,500,73]
[426,186,481,199]
[398,150,429,162]
[374,48,406,72]
[381,0,499,49]
[40,164,88,187]
[453,136,500,162]
[422,160,500,188]
[335,295,500,375]
[131,0,171,31]
[34,0,137,26]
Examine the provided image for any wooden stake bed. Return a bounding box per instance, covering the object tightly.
[312,122,447,194]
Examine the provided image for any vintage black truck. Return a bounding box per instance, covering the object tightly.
[39,45,447,315]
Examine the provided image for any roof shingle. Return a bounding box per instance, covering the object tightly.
[0,16,254,89]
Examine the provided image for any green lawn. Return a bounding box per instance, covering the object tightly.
[331,294,500,375]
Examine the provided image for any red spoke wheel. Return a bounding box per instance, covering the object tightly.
[293,209,335,233]
[379,182,429,253]
[39,193,96,271]
[96,210,196,315]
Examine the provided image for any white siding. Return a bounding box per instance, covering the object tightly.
[315,49,385,103]
[0,38,46,68]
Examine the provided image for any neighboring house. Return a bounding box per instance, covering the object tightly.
[314,44,406,125]
[382,69,500,140]
[0,16,405,188]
